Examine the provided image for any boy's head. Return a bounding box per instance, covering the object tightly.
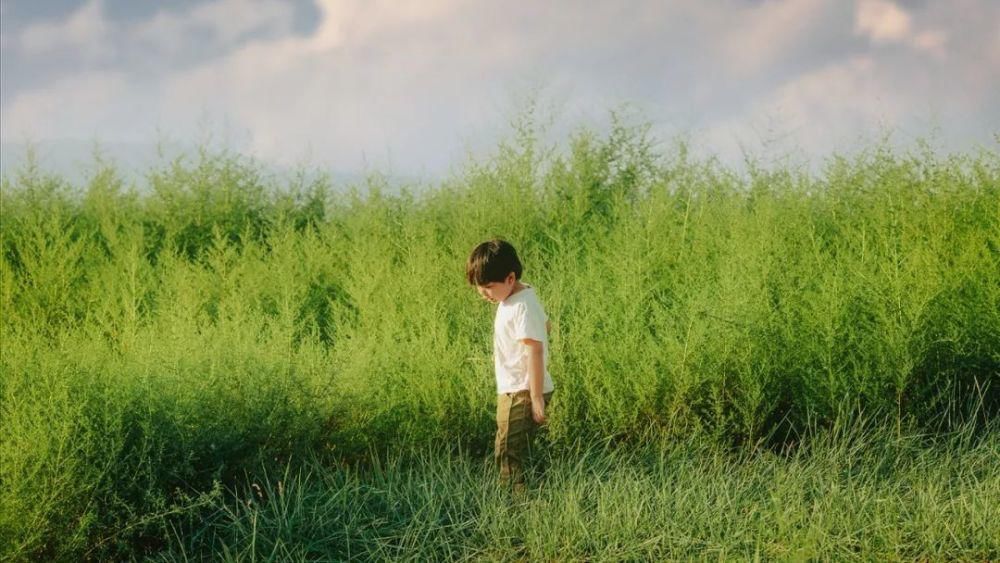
[466,239,522,303]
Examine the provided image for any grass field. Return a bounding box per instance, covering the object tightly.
[1,119,998,560]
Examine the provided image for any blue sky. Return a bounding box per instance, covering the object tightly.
[2,0,998,180]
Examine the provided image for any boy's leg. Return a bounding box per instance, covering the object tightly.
[494,392,522,487]
[495,390,554,488]
[529,390,554,480]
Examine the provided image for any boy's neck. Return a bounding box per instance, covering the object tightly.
[506,281,528,300]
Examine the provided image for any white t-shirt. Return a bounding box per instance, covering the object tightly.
[493,284,555,394]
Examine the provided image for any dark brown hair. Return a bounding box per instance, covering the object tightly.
[466,239,522,285]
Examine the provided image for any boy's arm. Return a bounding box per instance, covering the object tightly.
[523,338,547,424]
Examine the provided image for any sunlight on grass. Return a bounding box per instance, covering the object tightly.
[1,117,997,560]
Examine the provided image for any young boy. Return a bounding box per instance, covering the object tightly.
[466,239,555,492]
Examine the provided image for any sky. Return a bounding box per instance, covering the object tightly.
[1,0,998,181]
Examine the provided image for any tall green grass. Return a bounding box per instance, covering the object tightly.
[1,119,998,560]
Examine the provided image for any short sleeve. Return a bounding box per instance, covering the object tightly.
[512,300,547,343]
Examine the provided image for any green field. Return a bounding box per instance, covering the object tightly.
[1,120,998,560]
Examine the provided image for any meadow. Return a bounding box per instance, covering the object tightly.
[1,118,998,560]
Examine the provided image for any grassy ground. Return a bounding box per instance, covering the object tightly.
[1,117,998,560]
[161,425,999,561]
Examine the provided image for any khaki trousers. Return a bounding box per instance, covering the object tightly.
[495,389,554,486]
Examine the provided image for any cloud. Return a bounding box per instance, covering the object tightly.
[17,0,111,60]
[855,0,911,42]
[306,0,464,53]
[130,0,296,56]
[699,56,900,160]
[719,0,836,76]
[1,70,133,140]
[155,0,538,171]
[156,0,853,169]
[994,22,1000,65]
[11,0,298,63]
[854,0,948,57]
[911,30,947,57]
[759,55,900,138]
[2,0,998,177]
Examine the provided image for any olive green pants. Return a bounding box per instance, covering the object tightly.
[495,389,554,487]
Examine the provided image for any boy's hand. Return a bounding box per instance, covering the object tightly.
[524,338,547,424]
[532,399,547,424]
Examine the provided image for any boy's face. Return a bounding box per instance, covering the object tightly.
[476,272,516,304]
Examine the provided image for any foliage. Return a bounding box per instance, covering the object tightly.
[1,118,997,559]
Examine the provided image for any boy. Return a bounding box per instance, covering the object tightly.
[466,239,555,492]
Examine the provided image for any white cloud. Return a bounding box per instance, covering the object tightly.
[991,21,1000,66]
[854,0,948,58]
[130,0,296,55]
[18,0,111,60]
[13,0,297,61]
[155,0,529,171]
[855,0,911,42]
[2,0,997,176]
[769,56,900,131]
[912,30,947,58]
[1,70,132,140]
[720,0,833,76]
[698,55,907,162]
[306,0,463,53]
